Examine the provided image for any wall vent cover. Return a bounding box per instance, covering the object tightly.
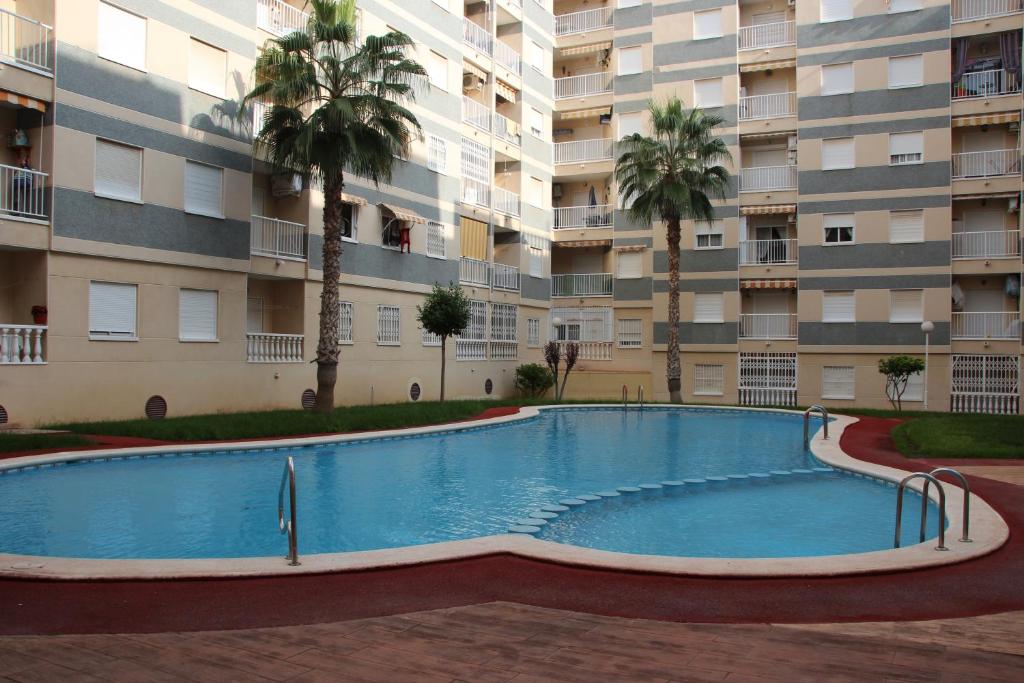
[145,396,168,420]
[485,378,493,395]
[0,405,7,425]
[301,389,316,410]
[409,382,421,401]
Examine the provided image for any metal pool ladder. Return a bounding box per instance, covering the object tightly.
[921,468,972,543]
[278,456,299,566]
[802,404,829,449]
[637,385,644,410]
[894,473,948,551]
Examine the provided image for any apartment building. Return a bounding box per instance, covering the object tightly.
[0,0,1020,424]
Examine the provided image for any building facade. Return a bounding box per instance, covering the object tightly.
[0,0,1021,424]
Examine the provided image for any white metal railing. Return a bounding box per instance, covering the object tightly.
[738,21,795,50]
[0,163,47,220]
[554,138,615,164]
[740,165,798,192]
[494,187,521,217]
[246,332,304,363]
[456,339,487,360]
[557,340,613,360]
[952,0,1023,22]
[951,149,1021,178]
[463,18,492,55]
[0,324,45,364]
[0,8,52,74]
[462,97,490,132]
[951,311,1021,339]
[489,341,518,360]
[461,178,490,208]
[952,392,1020,414]
[493,263,520,291]
[494,112,521,146]
[460,257,491,286]
[951,353,1020,414]
[554,72,613,99]
[554,6,614,36]
[738,92,797,121]
[256,0,309,36]
[952,69,1021,99]
[552,273,613,297]
[739,239,798,265]
[250,215,307,260]
[952,230,1021,259]
[494,39,521,74]
[740,314,798,339]
[554,204,614,229]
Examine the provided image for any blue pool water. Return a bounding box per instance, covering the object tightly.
[0,408,938,560]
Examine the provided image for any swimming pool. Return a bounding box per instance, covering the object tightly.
[0,407,943,562]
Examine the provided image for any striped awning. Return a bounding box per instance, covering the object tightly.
[560,41,611,57]
[558,106,611,120]
[614,244,646,252]
[339,192,367,206]
[952,111,1021,127]
[378,202,426,224]
[1,89,46,113]
[741,131,792,141]
[463,61,487,81]
[954,191,1019,201]
[740,204,796,216]
[741,279,797,290]
[495,79,518,103]
[559,239,612,248]
[740,59,796,73]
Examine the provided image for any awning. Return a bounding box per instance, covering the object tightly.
[614,244,646,252]
[560,41,611,57]
[0,89,46,113]
[339,191,367,206]
[741,131,792,141]
[558,239,612,248]
[558,106,611,120]
[378,202,426,224]
[740,59,796,73]
[463,61,487,81]
[952,111,1021,127]
[741,279,797,289]
[740,204,796,216]
[954,191,1019,201]
[495,79,518,103]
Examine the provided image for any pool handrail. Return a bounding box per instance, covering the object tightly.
[278,456,299,565]
[637,385,644,410]
[922,468,971,543]
[622,384,628,409]
[894,472,947,551]
[803,404,829,449]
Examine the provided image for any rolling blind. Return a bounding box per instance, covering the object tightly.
[617,112,643,138]
[89,281,138,338]
[888,54,922,88]
[179,289,217,341]
[98,2,146,70]
[528,176,544,207]
[188,38,226,98]
[95,139,142,202]
[693,78,723,107]
[890,289,923,322]
[460,216,487,260]
[889,132,923,158]
[890,210,924,243]
[427,50,448,90]
[184,161,223,217]
[819,0,852,22]
[617,319,643,347]
[529,107,544,136]
[822,291,855,322]
[528,246,543,277]
[821,138,854,169]
[822,366,855,399]
[617,251,642,279]
[618,46,642,75]
[694,293,724,322]
[821,62,853,95]
[693,9,722,39]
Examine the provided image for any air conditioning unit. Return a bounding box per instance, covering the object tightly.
[271,173,302,197]
[787,134,798,150]
[787,0,795,6]
[462,73,483,92]
[1009,196,1019,213]
[552,183,563,199]
[787,214,797,224]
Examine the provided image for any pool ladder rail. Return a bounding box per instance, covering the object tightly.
[893,468,972,551]
[278,456,299,566]
[622,385,645,410]
[802,405,829,449]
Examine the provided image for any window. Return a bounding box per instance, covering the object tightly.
[528,40,545,72]
[457,300,488,359]
[903,372,924,401]
[95,139,142,202]
[693,78,723,107]
[823,213,854,245]
[426,220,446,258]
[694,364,724,396]
[529,107,544,138]
[821,137,854,170]
[888,55,923,89]
[427,50,448,90]
[528,245,543,277]
[422,328,442,346]
[822,366,855,399]
[889,0,922,12]
[618,46,642,75]
[188,38,226,98]
[490,303,518,342]
[819,0,852,22]
[822,291,855,322]
[179,289,217,342]
[890,210,924,243]
[693,9,722,40]
[427,134,448,173]
[89,281,138,340]
[246,296,263,333]
[617,251,642,279]
[617,319,643,347]
[338,302,353,343]
[618,0,641,7]
[98,2,146,71]
[821,62,853,95]
[377,305,401,345]
[341,202,357,241]
[694,293,724,323]
[696,220,724,249]
[527,318,541,347]
[551,307,613,342]
[889,131,923,165]
[890,289,923,323]
[184,161,223,217]
[527,176,544,207]
[618,111,643,139]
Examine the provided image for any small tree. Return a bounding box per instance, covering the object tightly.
[559,342,579,401]
[878,355,926,412]
[417,283,471,402]
[544,341,580,401]
[515,363,555,398]
[544,341,561,401]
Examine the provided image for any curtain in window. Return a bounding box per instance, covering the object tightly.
[1000,31,1022,83]
[952,38,970,84]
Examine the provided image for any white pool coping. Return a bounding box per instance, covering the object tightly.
[0,405,1010,580]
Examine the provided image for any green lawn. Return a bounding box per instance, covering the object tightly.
[891,414,1024,459]
[0,433,92,454]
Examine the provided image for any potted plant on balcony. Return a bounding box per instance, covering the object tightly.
[31,305,47,325]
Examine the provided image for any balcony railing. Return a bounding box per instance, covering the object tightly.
[952,229,1021,259]
[554,204,614,229]
[494,187,521,217]
[739,239,798,265]
[554,138,615,164]
[554,72,613,99]
[951,149,1021,178]
[952,69,1021,99]
[246,332,304,363]
[492,263,520,291]
[556,340,613,360]
[952,311,1021,339]
[494,112,521,146]
[0,324,46,364]
[738,92,797,121]
[0,8,52,74]
[461,178,490,208]
[952,0,1023,22]
[463,18,492,56]
[462,97,490,132]
[739,314,798,339]
[554,7,614,36]
[256,0,309,37]
[459,256,491,286]
[0,163,48,220]
[552,273,613,297]
[251,215,307,261]
[494,39,521,74]
[740,165,798,192]
[738,20,795,50]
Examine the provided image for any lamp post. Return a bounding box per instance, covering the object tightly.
[921,320,934,410]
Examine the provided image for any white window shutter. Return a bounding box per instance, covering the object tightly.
[903,372,924,401]
[617,319,643,347]
[98,2,146,70]
[529,246,543,277]
[179,289,217,341]
[693,78,723,107]
[888,55,923,88]
[822,138,854,169]
[529,108,544,137]
[821,62,853,95]
[889,132,923,164]
[184,161,223,217]
[890,210,924,243]
[822,291,855,322]
[617,251,642,279]
[822,366,855,399]
[246,297,263,333]
[188,38,226,98]
[89,281,138,338]
[694,293,724,322]
[618,112,643,138]
[428,51,448,90]
[889,0,922,11]
[618,46,642,75]
[890,290,923,322]
[95,139,142,201]
[820,0,852,22]
[693,9,722,39]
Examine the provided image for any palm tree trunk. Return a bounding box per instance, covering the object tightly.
[313,173,345,413]
[666,218,682,403]
[440,336,447,402]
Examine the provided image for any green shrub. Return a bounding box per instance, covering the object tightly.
[515,363,555,398]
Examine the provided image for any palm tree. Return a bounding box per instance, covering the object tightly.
[244,0,425,412]
[614,99,731,403]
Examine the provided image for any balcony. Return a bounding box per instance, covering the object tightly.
[554,7,614,36]
[952,0,1023,22]
[738,21,795,51]
[494,187,521,217]
[740,166,797,192]
[461,178,490,209]
[463,18,492,56]
[494,112,521,146]
[256,0,308,37]
[459,256,491,286]
[554,204,614,229]
[952,69,1021,99]
[556,340,613,360]
[492,262,520,291]
[738,93,797,121]
[739,239,798,265]
[0,324,46,364]
[0,8,52,74]
[739,314,797,340]
[552,273,613,297]
[952,311,1021,339]
[951,149,1021,178]
[0,163,48,221]
[246,332,304,363]
[250,215,307,261]
[554,138,615,164]
[953,229,1021,259]
[494,40,521,74]
[554,72,613,100]
[462,97,490,132]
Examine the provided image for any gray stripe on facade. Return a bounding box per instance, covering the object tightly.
[614,3,653,29]
[614,210,650,231]
[655,250,738,274]
[798,242,951,270]
[615,32,653,48]
[798,84,950,120]
[796,7,951,48]
[653,322,738,345]
[338,183,457,226]
[798,116,950,140]
[798,274,950,290]
[654,62,736,84]
[798,322,950,346]
[52,187,249,260]
[655,0,737,15]
[615,277,654,300]
[796,38,950,67]
[799,162,949,194]
[307,235,460,287]
[614,99,650,113]
[521,204,551,231]
[365,0,465,56]
[712,204,738,219]
[653,277,738,292]
[616,72,655,96]
[613,236,653,247]
[189,0,253,24]
[107,0,254,56]
[521,275,552,301]
[656,36,736,64]
[799,194,950,213]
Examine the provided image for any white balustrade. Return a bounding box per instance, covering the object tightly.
[556,340,613,360]
[0,324,45,364]
[246,332,304,363]
[952,393,1020,414]
[554,7,614,36]
[952,230,1021,259]
[952,0,1023,22]
[250,215,307,260]
[494,187,521,217]
[489,341,519,360]
[739,314,797,339]
[0,163,48,220]
[494,39,521,74]
[554,72,613,99]
[740,165,797,191]
[0,8,52,73]
[461,178,490,208]
[256,0,309,36]
[952,69,1021,99]
[463,18,492,55]
[462,97,491,132]
[459,256,491,286]
[738,92,796,121]
[456,339,487,360]
[951,149,1020,178]
[740,386,797,407]
[739,239,798,265]
[952,311,1021,339]
[554,138,615,164]
[494,113,521,146]
[554,204,614,229]
[738,21,795,50]
[492,263,520,291]
[552,273,613,297]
